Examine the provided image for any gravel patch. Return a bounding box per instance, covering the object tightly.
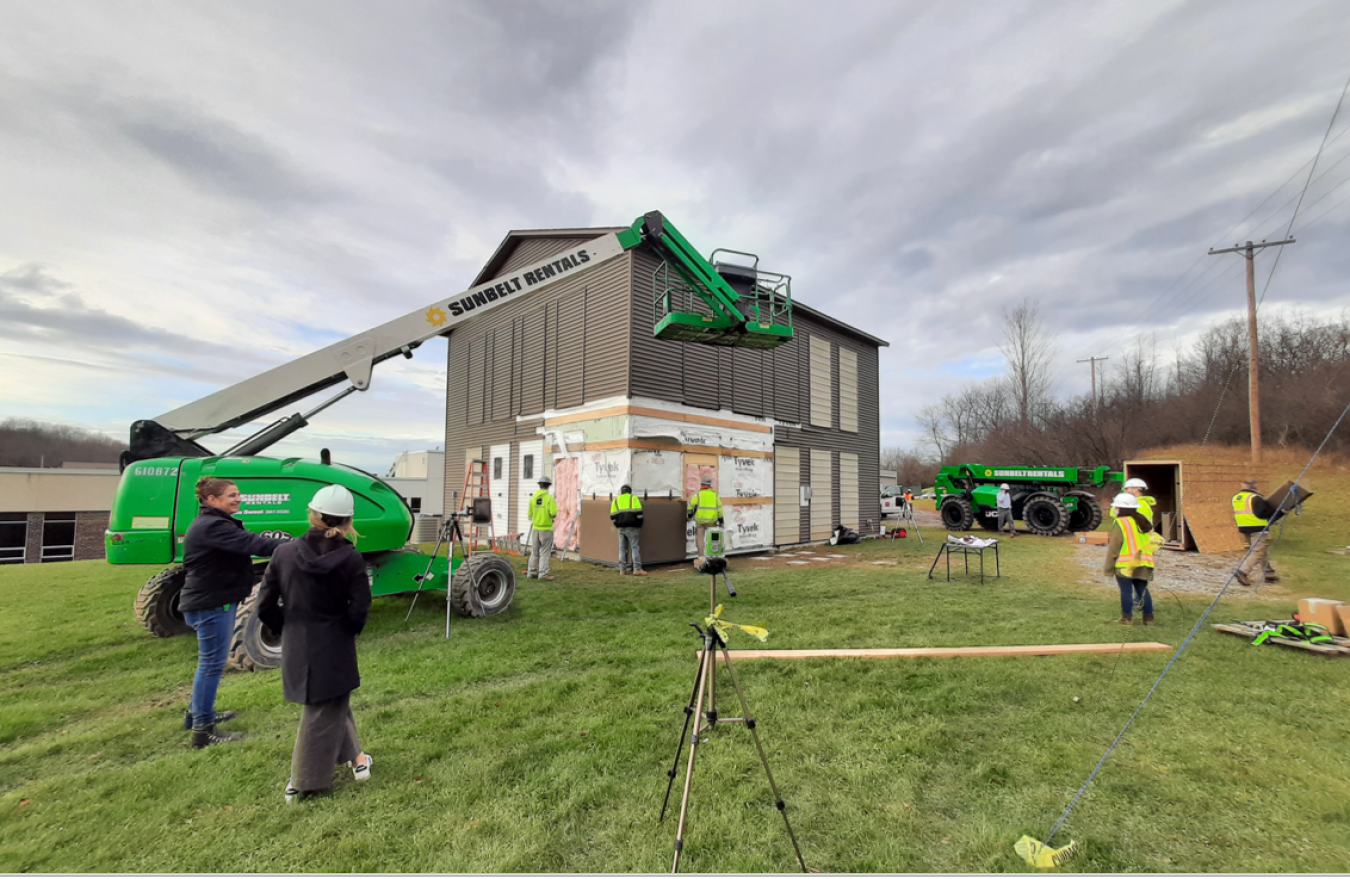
[1071,543,1290,597]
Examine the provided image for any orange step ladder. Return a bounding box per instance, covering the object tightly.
[460,459,497,552]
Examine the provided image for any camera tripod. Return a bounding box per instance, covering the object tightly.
[658,576,808,873]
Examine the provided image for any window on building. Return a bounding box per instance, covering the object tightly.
[409,497,422,514]
[0,513,26,564]
[41,512,77,563]
[493,457,503,479]
[523,454,534,480]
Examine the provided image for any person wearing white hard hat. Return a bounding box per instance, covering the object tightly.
[1103,492,1156,626]
[257,483,374,803]
[526,475,558,581]
[1110,477,1156,527]
[995,483,1015,538]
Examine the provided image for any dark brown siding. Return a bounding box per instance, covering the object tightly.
[444,243,633,507]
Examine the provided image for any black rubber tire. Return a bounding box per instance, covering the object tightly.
[450,554,516,618]
[1067,495,1103,532]
[939,497,975,531]
[134,565,191,637]
[1024,496,1070,536]
[228,577,282,672]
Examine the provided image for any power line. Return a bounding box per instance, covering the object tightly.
[1043,391,1350,847]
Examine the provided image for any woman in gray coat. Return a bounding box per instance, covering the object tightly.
[257,484,373,803]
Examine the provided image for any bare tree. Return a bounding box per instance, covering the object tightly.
[998,298,1057,427]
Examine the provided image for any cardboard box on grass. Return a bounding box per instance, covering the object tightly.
[1298,598,1346,636]
[1337,605,1350,636]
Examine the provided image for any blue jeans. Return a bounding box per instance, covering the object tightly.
[184,605,237,728]
[1115,576,1152,617]
[618,527,642,572]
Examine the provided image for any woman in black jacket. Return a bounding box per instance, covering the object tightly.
[180,476,289,748]
[257,483,373,803]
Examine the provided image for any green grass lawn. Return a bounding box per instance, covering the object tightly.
[2,522,1348,872]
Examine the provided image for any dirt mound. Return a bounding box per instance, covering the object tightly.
[1133,443,1349,472]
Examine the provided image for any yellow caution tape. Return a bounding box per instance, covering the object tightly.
[1015,835,1079,869]
[705,604,769,643]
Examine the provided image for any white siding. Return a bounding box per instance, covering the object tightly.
[840,452,859,529]
[809,335,833,428]
[810,448,833,540]
[516,439,543,544]
[774,446,800,545]
[489,442,510,540]
[839,348,858,433]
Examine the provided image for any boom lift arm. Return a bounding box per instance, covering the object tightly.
[124,211,794,468]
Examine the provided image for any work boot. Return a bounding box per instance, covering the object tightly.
[1143,614,1155,626]
[1116,614,1133,625]
[1233,571,1250,586]
[191,725,245,749]
[619,569,628,576]
[538,575,554,582]
[633,569,648,577]
[183,710,235,731]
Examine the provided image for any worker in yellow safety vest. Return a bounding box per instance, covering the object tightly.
[1103,492,1155,626]
[1109,478,1155,524]
[687,475,723,561]
[609,484,646,577]
[526,475,558,581]
[1232,477,1277,586]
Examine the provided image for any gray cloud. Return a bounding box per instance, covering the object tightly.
[3,0,1350,461]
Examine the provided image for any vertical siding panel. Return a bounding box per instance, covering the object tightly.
[774,446,801,545]
[557,293,584,409]
[466,338,482,426]
[809,335,832,427]
[840,452,859,529]
[773,340,799,423]
[839,348,858,432]
[682,339,719,409]
[492,325,512,421]
[521,307,544,413]
[810,449,833,539]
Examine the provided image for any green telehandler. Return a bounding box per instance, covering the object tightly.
[932,464,1124,536]
[107,211,793,670]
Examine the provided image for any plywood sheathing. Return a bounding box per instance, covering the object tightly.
[1177,461,1262,553]
[1128,449,1274,553]
[699,643,1173,660]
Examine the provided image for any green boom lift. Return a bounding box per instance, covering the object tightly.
[933,464,1124,536]
[108,211,792,670]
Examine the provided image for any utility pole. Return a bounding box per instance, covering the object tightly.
[1207,238,1295,465]
[1076,356,1109,419]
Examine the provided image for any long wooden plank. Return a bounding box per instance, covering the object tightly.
[697,643,1174,660]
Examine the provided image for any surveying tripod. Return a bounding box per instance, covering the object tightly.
[657,555,808,873]
[404,503,484,636]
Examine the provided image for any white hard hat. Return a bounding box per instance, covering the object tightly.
[1124,478,1148,490]
[999,483,1010,490]
[309,484,355,517]
[1111,492,1139,510]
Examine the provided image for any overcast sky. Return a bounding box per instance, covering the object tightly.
[3,0,1349,472]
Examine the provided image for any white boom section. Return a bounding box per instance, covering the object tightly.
[157,232,627,436]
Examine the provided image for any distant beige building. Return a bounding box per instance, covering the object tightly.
[0,468,120,564]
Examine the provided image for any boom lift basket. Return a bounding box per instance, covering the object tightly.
[641,217,793,349]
